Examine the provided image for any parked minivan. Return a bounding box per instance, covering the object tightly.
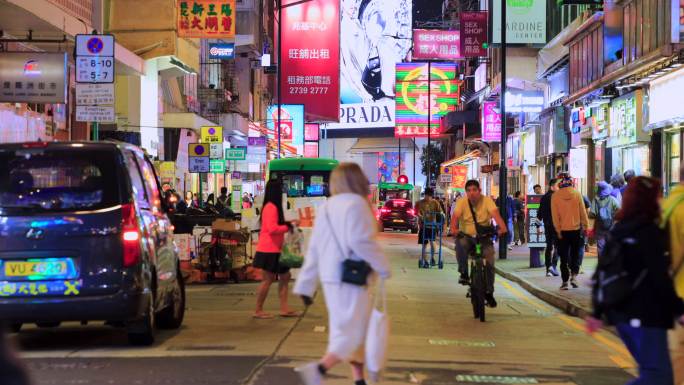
[0,141,185,345]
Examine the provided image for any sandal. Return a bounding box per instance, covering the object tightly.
[279,310,300,318]
[253,312,275,319]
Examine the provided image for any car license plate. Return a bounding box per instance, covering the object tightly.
[393,219,404,223]
[5,260,68,277]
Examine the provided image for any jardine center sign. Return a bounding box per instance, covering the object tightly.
[493,0,546,44]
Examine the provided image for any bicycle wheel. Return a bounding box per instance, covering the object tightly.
[471,263,486,322]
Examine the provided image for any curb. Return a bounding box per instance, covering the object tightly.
[444,242,591,319]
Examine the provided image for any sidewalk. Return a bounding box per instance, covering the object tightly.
[445,237,596,319]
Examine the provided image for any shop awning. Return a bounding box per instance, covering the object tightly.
[348,138,417,154]
[644,116,684,132]
[441,151,480,168]
[537,16,583,79]
[161,112,218,131]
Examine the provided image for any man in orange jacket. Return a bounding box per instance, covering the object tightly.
[551,173,589,291]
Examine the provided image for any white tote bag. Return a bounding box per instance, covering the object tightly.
[365,279,389,383]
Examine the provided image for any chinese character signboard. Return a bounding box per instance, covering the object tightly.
[482,101,501,142]
[451,165,468,189]
[177,0,236,38]
[210,159,226,173]
[280,0,340,122]
[395,62,459,138]
[200,126,223,143]
[608,90,647,147]
[526,194,545,248]
[460,12,488,57]
[412,30,462,60]
[188,143,210,173]
[305,123,319,141]
[304,142,319,158]
[225,147,246,160]
[0,52,67,104]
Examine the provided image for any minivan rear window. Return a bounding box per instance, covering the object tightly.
[0,148,122,213]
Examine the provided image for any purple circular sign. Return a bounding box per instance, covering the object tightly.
[208,128,216,135]
[194,145,205,155]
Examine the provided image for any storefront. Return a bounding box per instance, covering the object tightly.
[646,69,684,191]
[568,103,608,197]
[607,90,650,178]
[538,106,569,182]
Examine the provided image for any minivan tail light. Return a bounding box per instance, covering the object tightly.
[121,203,141,267]
[22,142,49,148]
[407,209,415,216]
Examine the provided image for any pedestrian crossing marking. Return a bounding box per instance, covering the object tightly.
[455,374,538,383]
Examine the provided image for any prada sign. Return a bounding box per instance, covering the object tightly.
[322,101,395,129]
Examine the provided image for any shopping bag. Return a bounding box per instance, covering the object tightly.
[280,227,304,268]
[365,279,389,383]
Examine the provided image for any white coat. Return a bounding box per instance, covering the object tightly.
[293,193,391,360]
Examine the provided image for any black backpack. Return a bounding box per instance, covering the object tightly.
[592,231,647,309]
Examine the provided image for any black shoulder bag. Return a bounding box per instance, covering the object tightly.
[323,206,372,286]
[468,199,496,237]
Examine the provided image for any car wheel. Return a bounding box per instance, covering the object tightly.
[36,322,61,328]
[157,268,186,330]
[127,295,155,346]
[9,323,22,333]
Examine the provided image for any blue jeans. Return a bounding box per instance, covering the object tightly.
[617,323,674,385]
[507,219,514,245]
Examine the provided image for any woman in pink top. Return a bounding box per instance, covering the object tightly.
[253,179,297,319]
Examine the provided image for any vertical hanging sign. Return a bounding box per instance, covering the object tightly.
[460,12,488,57]
[280,0,340,122]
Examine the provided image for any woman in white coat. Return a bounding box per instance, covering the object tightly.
[294,163,391,385]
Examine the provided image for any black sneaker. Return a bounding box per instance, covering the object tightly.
[459,274,469,285]
[485,293,497,308]
[430,258,436,266]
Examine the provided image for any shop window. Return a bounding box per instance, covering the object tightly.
[668,132,681,187]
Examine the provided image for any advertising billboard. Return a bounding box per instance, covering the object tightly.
[325,0,412,130]
[482,101,501,142]
[492,0,546,44]
[394,62,459,138]
[267,104,304,146]
[280,0,340,122]
[177,0,236,39]
[0,52,68,104]
[412,30,461,60]
[460,12,488,57]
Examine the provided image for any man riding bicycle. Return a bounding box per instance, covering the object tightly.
[450,180,507,308]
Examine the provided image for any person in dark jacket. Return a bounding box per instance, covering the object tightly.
[513,191,526,245]
[537,178,559,276]
[587,176,684,385]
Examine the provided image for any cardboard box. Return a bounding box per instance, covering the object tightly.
[212,219,240,232]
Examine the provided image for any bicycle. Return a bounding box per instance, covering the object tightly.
[457,232,493,322]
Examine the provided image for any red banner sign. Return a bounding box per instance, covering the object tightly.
[460,12,488,57]
[412,29,462,60]
[177,0,236,38]
[451,165,468,189]
[279,0,340,122]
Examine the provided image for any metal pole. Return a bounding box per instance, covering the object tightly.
[277,0,282,159]
[413,138,416,184]
[398,137,402,179]
[498,0,508,259]
[427,61,431,187]
[92,122,99,141]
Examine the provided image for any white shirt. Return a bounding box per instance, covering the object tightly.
[293,193,391,297]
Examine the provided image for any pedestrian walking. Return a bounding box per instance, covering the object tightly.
[415,188,443,268]
[217,187,230,208]
[587,176,684,385]
[577,194,592,272]
[293,162,391,385]
[253,179,298,319]
[505,194,515,250]
[513,191,526,246]
[533,184,543,195]
[610,173,625,205]
[661,162,684,384]
[590,181,620,256]
[537,178,560,277]
[623,169,636,194]
[551,173,589,290]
